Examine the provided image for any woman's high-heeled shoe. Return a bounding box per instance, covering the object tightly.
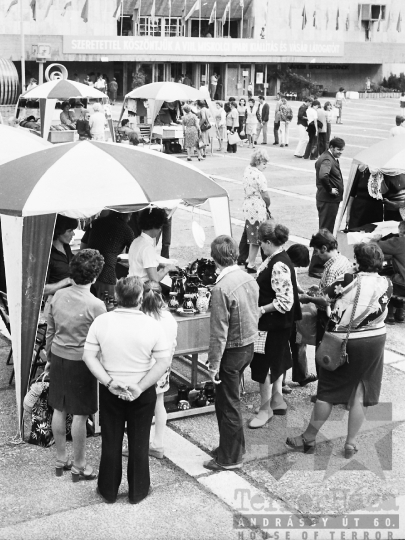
[286,434,316,454]
[344,443,358,459]
[55,458,73,477]
[71,464,97,483]
[249,409,273,429]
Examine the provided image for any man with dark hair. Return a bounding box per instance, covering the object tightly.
[273,92,281,145]
[128,208,176,283]
[309,137,345,277]
[303,100,321,160]
[294,97,313,158]
[203,235,259,472]
[389,115,405,137]
[256,95,270,145]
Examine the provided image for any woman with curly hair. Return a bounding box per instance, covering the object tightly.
[287,243,392,457]
[45,249,106,481]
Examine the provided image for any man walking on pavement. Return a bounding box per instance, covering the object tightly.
[256,95,270,145]
[308,137,345,277]
[294,97,312,158]
[273,92,281,145]
[204,236,259,471]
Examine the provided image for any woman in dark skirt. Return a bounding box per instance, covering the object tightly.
[46,249,106,480]
[287,243,392,458]
[249,221,301,428]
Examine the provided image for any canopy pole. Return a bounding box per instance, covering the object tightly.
[20,0,26,92]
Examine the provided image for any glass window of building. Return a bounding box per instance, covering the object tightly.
[165,18,181,36]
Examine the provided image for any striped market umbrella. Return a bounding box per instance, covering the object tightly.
[0,140,228,217]
[0,140,230,432]
[0,124,51,165]
[21,79,106,100]
[125,81,207,102]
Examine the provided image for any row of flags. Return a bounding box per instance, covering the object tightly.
[299,5,402,32]
[6,0,244,25]
[7,0,88,21]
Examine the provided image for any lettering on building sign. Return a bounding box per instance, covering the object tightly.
[64,37,344,57]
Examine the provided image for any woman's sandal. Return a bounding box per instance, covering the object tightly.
[286,434,316,454]
[344,443,358,459]
[71,464,98,483]
[55,458,73,477]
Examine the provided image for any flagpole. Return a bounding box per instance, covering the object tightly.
[241,3,243,37]
[169,0,171,36]
[20,0,26,91]
[120,0,123,35]
[199,0,201,37]
[228,0,230,37]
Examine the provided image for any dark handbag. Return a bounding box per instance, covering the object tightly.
[200,118,211,132]
[315,276,362,371]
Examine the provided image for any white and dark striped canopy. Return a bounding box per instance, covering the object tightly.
[0,125,51,165]
[22,79,106,100]
[0,140,228,217]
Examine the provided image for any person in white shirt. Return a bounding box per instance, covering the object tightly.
[210,73,218,100]
[27,78,38,91]
[89,103,106,141]
[303,100,320,160]
[389,115,405,137]
[335,87,345,124]
[128,208,176,283]
[83,275,170,504]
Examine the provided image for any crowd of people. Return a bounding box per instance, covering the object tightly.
[16,81,403,505]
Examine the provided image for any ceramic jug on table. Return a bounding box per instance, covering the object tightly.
[196,287,211,313]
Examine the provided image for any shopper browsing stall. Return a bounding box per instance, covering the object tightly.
[128,208,177,283]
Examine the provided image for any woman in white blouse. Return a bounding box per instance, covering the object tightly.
[335,87,345,124]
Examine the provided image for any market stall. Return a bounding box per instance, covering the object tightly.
[0,140,231,431]
[334,136,405,259]
[119,82,215,153]
[16,79,109,143]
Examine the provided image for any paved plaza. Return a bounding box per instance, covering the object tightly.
[1,97,404,540]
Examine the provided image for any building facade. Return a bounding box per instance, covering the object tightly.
[1,0,405,98]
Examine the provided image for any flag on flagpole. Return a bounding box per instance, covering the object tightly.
[62,0,72,16]
[288,4,292,28]
[302,6,307,29]
[357,5,362,28]
[222,0,230,25]
[185,0,200,21]
[150,0,157,22]
[386,10,392,30]
[326,8,329,28]
[313,10,316,28]
[6,0,18,14]
[397,12,402,32]
[113,0,122,18]
[377,9,382,31]
[181,0,187,22]
[30,0,36,20]
[336,7,339,30]
[45,0,54,18]
[81,0,89,22]
[345,10,350,30]
[209,1,216,24]
[240,0,244,7]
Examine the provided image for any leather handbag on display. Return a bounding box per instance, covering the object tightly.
[315,276,362,372]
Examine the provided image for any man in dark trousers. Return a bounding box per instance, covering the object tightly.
[256,95,270,145]
[308,137,345,277]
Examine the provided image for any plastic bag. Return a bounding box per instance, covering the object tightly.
[296,303,317,346]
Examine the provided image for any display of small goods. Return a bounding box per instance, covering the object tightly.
[176,383,215,410]
[168,258,217,313]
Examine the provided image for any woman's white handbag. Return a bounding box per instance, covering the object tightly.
[228,132,241,145]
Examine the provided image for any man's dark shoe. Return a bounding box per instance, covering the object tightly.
[282,385,292,395]
[203,459,242,471]
[96,487,116,504]
[308,272,323,279]
[310,395,317,403]
[395,308,405,322]
[299,374,318,387]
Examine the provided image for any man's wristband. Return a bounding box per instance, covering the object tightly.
[105,377,113,390]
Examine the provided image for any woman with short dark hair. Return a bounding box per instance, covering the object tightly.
[46,249,106,481]
[44,215,79,305]
[287,242,392,458]
[196,99,211,158]
[249,221,302,428]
